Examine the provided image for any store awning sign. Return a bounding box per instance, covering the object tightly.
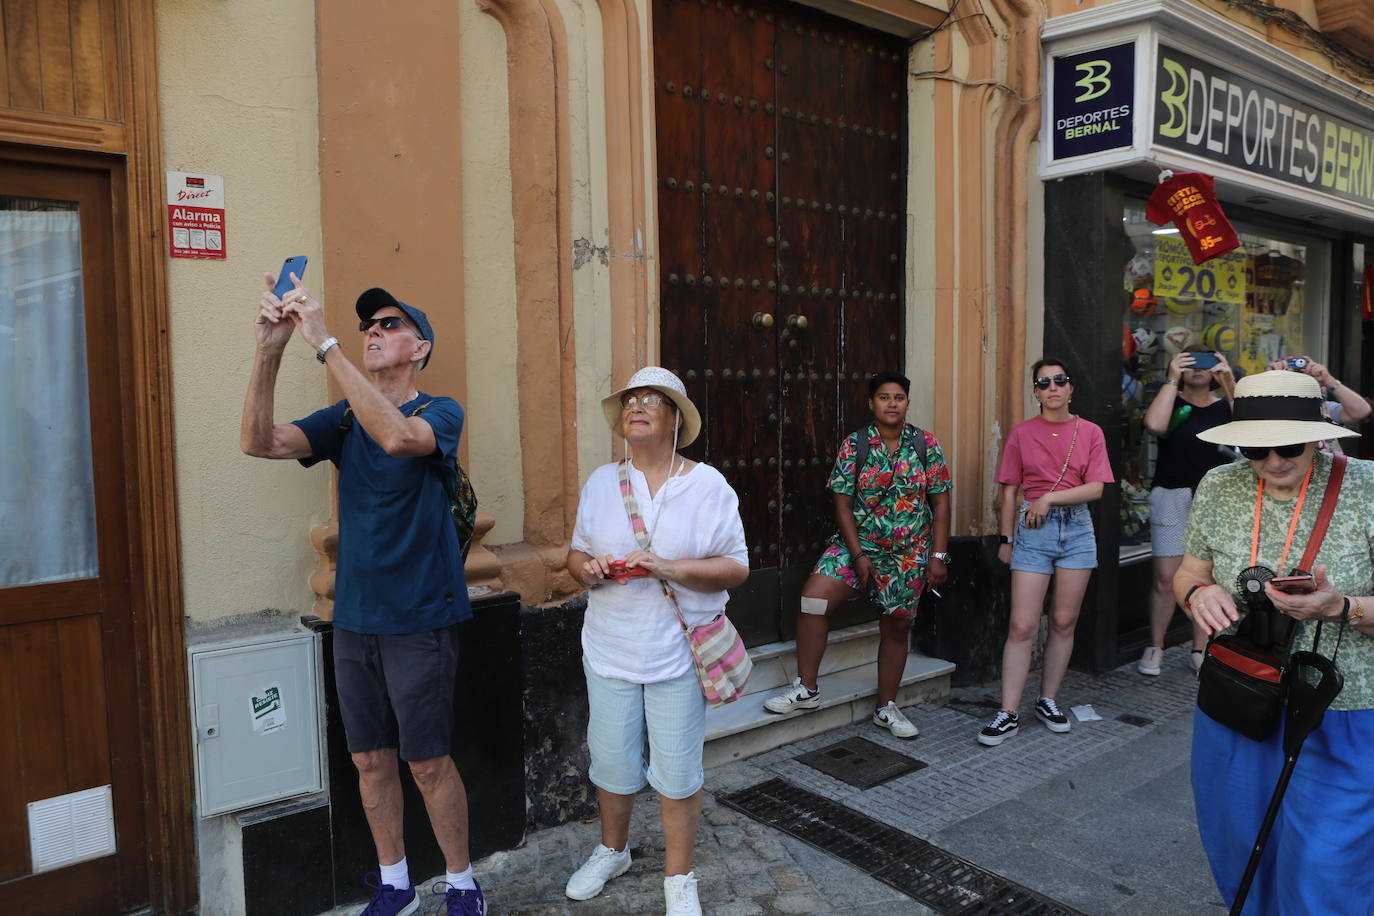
[1153,46,1374,209]
[165,171,226,260]
[1051,42,1136,161]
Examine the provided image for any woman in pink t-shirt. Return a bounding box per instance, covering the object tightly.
[977,358,1115,747]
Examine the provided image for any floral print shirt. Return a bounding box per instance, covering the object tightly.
[827,424,952,562]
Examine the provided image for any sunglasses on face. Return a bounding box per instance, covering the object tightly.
[622,394,667,410]
[1240,443,1306,461]
[1033,374,1071,390]
[359,315,413,333]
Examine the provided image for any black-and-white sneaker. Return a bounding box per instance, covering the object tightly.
[977,710,1018,746]
[1035,697,1071,733]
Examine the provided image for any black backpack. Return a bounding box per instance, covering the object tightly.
[339,400,478,560]
[851,423,927,513]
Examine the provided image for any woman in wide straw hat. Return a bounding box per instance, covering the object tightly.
[563,367,748,916]
[1174,369,1374,914]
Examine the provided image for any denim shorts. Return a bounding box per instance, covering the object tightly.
[583,657,707,800]
[1010,502,1097,574]
[333,625,460,761]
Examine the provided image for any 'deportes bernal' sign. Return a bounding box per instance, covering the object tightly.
[1051,42,1136,161]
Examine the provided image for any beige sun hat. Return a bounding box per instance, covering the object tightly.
[1196,369,1360,448]
[600,366,702,447]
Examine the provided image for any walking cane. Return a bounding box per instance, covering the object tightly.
[1229,650,1343,915]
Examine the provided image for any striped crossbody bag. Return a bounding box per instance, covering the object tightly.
[617,460,752,705]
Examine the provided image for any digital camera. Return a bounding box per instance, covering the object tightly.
[607,560,650,580]
[1286,356,1309,371]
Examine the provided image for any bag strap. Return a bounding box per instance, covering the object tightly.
[1297,453,1346,574]
[1047,417,1081,494]
[616,460,691,633]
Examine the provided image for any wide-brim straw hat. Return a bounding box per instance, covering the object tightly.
[601,366,701,447]
[1196,369,1360,448]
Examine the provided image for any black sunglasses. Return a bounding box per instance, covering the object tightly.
[1239,443,1306,460]
[1033,374,1071,390]
[359,315,411,333]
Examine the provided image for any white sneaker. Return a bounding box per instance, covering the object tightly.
[872,701,919,738]
[663,872,702,916]
[565,843,631,900]
[763,677,820,714]
[1138,646,1163,676]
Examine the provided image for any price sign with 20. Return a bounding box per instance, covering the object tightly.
[1154,238,1244,304]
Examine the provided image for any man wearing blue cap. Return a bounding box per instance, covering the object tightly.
[241,271,485,916]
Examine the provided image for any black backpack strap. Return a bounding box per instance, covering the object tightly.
[907,423,928,471]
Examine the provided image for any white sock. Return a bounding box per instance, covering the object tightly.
[445,865,476,892]
[379,856,410,891]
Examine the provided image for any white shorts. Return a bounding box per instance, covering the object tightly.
[1149,487,1193,558]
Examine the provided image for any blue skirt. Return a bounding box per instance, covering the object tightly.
[1191,706,1374,915]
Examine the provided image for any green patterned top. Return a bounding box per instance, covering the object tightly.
[1183,451,1374,710]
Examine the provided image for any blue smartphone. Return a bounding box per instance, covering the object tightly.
[1189,351,1220,370]
[272,256,309,300]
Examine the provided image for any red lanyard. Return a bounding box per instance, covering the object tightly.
[1249,461,1314,571]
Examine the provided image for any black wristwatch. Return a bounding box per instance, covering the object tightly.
[999,535,1014,545]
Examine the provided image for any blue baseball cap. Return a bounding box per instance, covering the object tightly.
[355,287,434,370]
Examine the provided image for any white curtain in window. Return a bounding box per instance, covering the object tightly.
[0,208,98,587]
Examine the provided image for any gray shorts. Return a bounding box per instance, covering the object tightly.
[333,625,460,761]
[1148,487,1193,558]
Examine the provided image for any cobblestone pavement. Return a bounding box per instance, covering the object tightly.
[323,645,1215,915]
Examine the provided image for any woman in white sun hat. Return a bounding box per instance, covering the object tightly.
[1174,369,1374,914]
[563,367,748,916]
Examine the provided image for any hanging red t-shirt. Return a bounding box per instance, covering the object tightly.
[1146,172,1242,265]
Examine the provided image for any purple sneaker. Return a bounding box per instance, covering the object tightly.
[434,880,487,916]
[360,874,419,916]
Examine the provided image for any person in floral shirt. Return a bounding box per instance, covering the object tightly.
[763,372,951,739]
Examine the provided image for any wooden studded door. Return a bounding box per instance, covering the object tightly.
[654,0,908,647]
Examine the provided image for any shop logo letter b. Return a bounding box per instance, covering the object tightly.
[1074,60,1112,103]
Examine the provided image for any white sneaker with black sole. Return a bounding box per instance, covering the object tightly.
[977,710,1018,746]
[565,844,631,900]
[1035,696,1071,733]
[872,701,919,738]
[763,677,820,714]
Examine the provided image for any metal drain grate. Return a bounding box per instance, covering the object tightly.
[795,736,926,789]
[722,778,1086,915]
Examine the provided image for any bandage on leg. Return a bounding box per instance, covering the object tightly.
[799,596,828,616]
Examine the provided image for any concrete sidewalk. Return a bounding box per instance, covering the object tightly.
[324,645,1221,915]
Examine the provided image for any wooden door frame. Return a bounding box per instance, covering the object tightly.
[1,2,194,902]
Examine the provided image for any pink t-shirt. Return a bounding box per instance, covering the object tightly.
[997,415,1115,500]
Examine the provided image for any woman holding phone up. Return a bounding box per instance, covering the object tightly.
[1138,344,1235,676]
[980,358,1114,746]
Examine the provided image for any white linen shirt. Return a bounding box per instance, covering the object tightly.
[571,460,749,684]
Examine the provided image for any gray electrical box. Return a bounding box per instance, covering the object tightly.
[190,631,323,817]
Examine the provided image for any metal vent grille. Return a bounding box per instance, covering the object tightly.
[722,778,1086,915]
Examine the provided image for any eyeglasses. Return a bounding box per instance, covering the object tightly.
[1033,374,1071,390]
[359,315,413,333]
[1239,443,1306,461]
[622,394,667,410]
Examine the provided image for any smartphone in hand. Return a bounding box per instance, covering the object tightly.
[272,256,309,300]
[1189,351,1221,370]
[1270,574,1316,594]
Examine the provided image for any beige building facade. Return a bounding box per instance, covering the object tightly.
[3,0,1373,912]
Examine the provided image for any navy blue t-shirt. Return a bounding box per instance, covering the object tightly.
[293,394,472,634]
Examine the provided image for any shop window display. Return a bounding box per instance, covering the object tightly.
[1118,199,1329,551]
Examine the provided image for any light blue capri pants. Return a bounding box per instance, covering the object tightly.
[583,656,707,800]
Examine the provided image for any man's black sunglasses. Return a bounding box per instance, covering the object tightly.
[359,315,411,333]
[1033,374,1071,390]
[1239,443,1306,460]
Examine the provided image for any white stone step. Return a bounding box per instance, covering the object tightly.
[704,650,954,768]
